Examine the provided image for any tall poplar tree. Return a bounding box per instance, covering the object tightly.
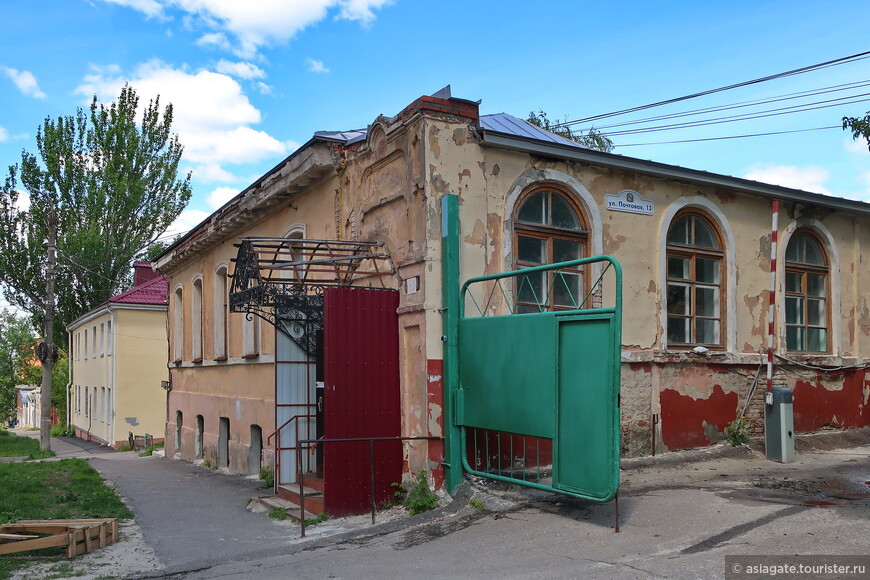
[0,84,190,448]
[0,83,191,344]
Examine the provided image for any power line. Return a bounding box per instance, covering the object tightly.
[615,125,840,147]
[556,50,870,127]
[571,79,870,134]
[596,94,870,137]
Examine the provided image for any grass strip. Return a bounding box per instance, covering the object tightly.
[0,429,55,460]
[0,459,133,580]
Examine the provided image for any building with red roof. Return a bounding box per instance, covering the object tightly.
[67,262,168,448]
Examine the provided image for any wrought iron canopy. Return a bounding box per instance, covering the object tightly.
[228,237,395,355]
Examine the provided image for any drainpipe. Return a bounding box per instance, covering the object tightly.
[66,328,73,430]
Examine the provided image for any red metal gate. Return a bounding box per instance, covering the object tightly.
[323,287,401,516]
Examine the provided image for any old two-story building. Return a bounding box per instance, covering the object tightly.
[67,262,169,448]
[155,88,870,512]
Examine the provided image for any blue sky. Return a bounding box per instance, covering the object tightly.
[2,0,869,243]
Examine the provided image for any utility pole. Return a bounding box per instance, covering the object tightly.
[39,208,56,451]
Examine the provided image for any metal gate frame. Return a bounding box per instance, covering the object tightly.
[440,194,623,502]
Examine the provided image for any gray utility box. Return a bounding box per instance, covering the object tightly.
[765,387,795,463]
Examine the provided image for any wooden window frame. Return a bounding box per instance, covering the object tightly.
[784,230,830,354]
[666,210,726,349]
[513,186,589,313]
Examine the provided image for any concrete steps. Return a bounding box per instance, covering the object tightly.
[247,495,318,523]
[277,480,325,515]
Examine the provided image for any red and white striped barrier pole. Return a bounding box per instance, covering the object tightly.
[766,200,779,405]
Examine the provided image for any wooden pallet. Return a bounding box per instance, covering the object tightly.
[0,518,118,559]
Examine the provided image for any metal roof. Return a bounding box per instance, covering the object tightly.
[313,129,368,145]
[479,113,589,150]
[311,113,587,149]
[107,275,169,306]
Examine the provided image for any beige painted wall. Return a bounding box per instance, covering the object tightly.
[70,306,166,447]
[112,308,168,445]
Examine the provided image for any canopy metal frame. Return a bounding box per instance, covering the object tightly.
[229,237,396,355]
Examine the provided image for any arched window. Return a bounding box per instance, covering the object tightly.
[784,231,829,352]
[513,187,587,312]
[666,211,724,347]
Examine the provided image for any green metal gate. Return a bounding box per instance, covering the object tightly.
[441,195,622,502]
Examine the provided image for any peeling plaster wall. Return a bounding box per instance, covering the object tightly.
[159,95,870,486]
[459,145,870,456]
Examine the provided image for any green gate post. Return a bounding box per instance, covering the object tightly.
[441,194,463,493]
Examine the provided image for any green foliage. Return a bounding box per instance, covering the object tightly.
[0,429,55,459]
[393,469,439,515]
[304,512,328,526]
[50,423,74,437]
[725,416,750,447]
[0,84,191,347]
[268,506,288,520]
[259,466,274,489]
[0,458,132,578]
[526,109,614,153]
[138,442,164,457]
[117,444,132,452]
[0,310,37,424]
[135,235,180,263]
[843,112,870,152]
[469,497,485,510]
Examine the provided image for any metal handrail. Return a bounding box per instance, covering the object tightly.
[267,413,314,445]
[295,435,440,537]
[268,413,316,495]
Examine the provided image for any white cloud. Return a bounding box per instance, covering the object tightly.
[215,60,265,79]
[845,137,870,155]
[2,67,47,99]
[196,32,235,53]
[100,0,166,18]
[338,0,392,24]
[743,164,832,196]
[14,190,30,213]
[0,127,7,142]
[75,60,288,166]
[192,163,238,183]
[305,58,330,74]
[206,186,239,209]
[164,208,211,239]
[97,0,391,56]
[255,82,274,95]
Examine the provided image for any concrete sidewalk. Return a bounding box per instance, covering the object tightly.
[10,431,301,576]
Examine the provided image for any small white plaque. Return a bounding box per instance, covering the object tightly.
[605,190,654,215]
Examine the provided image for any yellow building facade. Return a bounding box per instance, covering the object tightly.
[68,266,169,448]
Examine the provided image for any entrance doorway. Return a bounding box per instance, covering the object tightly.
[249,424,263,473]
[218,417,229,468]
